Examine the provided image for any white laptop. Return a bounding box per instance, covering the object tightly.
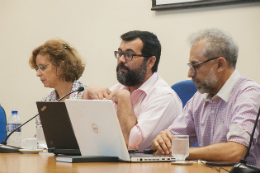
[57,99,174,162]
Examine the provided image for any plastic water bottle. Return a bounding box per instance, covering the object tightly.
[6,111,22,147]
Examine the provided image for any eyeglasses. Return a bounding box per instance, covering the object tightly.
[35,64,51,72]
[187,57,219,74]
[114,51,151,61]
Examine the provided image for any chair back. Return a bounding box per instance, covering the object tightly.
[171,80,197,107]
[171,80,199,147]
[0,105,7,142]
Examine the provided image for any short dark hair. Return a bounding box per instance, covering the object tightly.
[121,30,161,73]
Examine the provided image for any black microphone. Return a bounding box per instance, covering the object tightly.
[229,107,260,173]
[0,86,85,153]
[58,86,84,101]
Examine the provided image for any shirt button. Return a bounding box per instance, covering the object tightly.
[211,110,214,113]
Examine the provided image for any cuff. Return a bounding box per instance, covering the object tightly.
[128,125,144,150]
[227,124,250,146]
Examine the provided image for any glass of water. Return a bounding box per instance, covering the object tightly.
[172,135,189,161]
[36,125,47,148]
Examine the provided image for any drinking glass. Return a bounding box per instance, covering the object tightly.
[36,125,47,148]
[172,135,189,161]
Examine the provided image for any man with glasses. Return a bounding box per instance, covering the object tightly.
[151,28,260,166]
[82,30,182,151]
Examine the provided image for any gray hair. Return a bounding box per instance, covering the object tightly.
[188,28,238,68]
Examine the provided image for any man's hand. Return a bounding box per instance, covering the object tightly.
[107,89,130,103]
[151,129,173,155]
[82,85,111,100]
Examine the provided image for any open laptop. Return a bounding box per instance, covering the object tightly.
[36,102,81,155]
[58,99,175,162]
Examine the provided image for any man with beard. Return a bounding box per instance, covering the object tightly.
[151,28,260,166]
[82,30,182,151]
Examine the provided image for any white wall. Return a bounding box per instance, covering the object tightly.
[1,0,260,139]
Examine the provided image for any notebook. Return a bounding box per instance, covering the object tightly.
[56,99,174,162]
[36,102,81,155]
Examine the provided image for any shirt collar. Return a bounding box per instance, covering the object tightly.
[71,80,79,92]
[123,73,158,94]
[138,72,158,94]
[205,69,240,102]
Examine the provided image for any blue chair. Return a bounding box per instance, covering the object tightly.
[171,80,197,108]
[171,80,199,147]
[0,105,7,142]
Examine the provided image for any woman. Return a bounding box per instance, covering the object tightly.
[29,38,87,125]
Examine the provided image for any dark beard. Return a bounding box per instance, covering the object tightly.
[116,61,147,87]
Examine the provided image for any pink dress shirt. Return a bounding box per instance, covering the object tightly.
[110,73,182,151]
[168,70,260,166]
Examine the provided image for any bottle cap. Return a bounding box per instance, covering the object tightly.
[12,111,18,114]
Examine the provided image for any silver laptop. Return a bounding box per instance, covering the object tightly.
[60,99,174,162]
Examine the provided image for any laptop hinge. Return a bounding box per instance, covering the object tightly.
[48,147,55,153]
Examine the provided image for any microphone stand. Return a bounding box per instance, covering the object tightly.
[0,86,85,153]
[229,107,260,173]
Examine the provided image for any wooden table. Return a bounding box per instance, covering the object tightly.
[0,150,232,173]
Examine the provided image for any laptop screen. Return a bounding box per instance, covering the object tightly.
[36,102,79,152]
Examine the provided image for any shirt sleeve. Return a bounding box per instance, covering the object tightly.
[227,84,260,147]
[167,98,198,146]
[128,92,182,151]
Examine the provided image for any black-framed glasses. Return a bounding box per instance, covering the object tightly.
[35,64,51,72]
[187,57,219,74]
[114,51,151,61]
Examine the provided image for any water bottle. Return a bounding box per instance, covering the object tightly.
[6,111,22,147]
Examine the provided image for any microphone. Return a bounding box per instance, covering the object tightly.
[58,86,84,101]
[0,86,85,153]
[229,107,260,173]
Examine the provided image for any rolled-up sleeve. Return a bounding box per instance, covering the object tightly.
[227,85,260,147]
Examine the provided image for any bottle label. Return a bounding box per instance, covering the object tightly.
[7,124,21,132]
